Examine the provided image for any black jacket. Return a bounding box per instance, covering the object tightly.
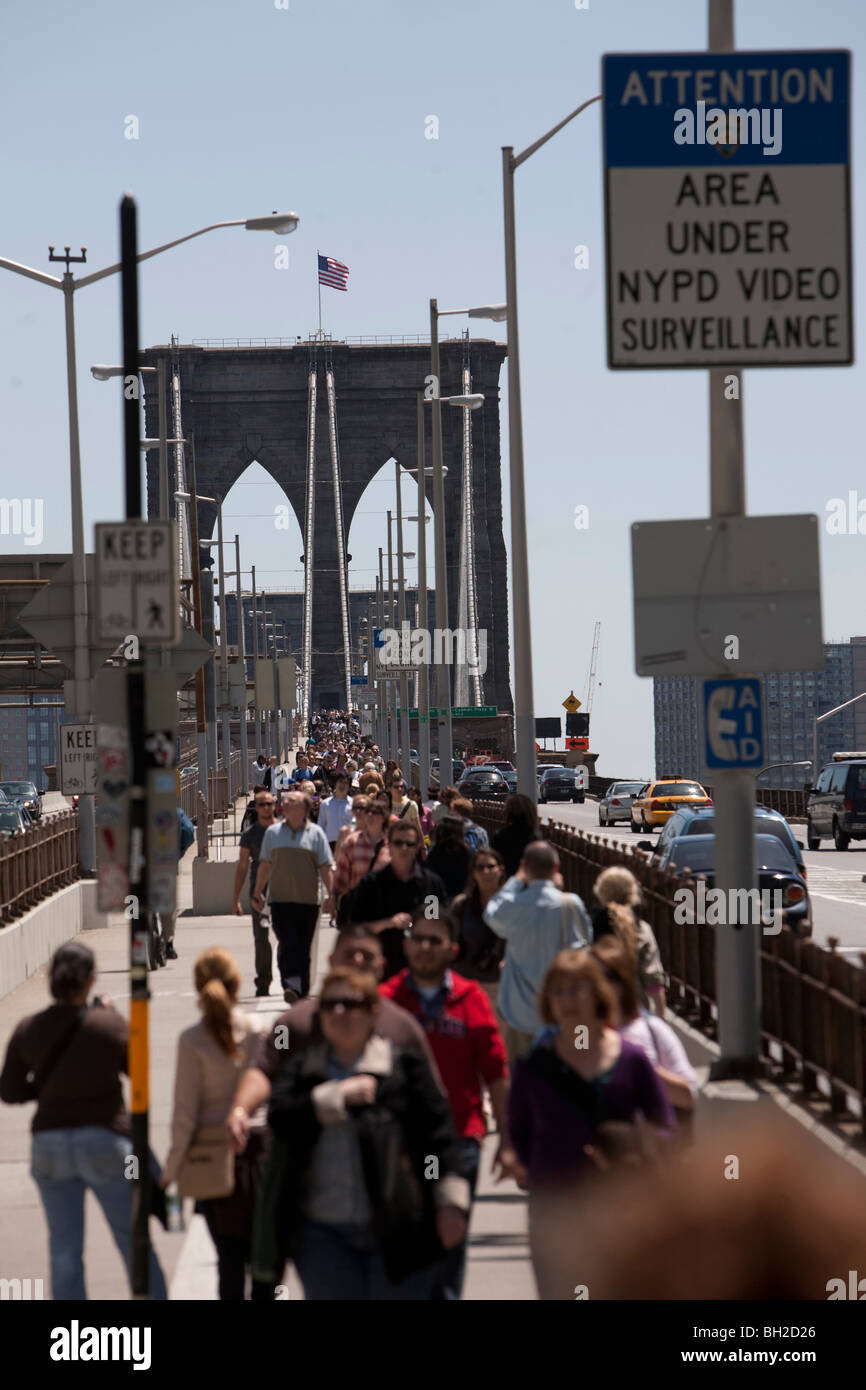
[264,1038,462,1283]
[348,863,448,978]
[491,823,541,878]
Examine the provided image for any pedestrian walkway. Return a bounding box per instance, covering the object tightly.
[0,790,535,1300]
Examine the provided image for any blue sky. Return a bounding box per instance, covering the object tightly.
[1,0,864,776]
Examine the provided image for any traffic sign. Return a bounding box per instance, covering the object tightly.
[631,515,823,676]
[59,723,98,795]
[603,50,852,368]
[95,521,180,645]
[405,706,497,719]
[17,555,121,686]
[562,692,581,713]
[702,677,764,769]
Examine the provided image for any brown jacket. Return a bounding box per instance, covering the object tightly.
[0,1002,129,1134]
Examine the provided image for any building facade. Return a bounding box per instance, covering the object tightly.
[654,637,866,787]
[0,694,60,786]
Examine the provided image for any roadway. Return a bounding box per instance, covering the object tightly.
[538,798,866,957]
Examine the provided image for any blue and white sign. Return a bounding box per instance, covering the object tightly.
[373,627,384,649]
[703,677,764,770]
[603,50,852,368]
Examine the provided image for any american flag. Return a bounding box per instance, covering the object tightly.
[318,254,349,291]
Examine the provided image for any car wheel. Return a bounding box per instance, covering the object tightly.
[833,819,851,852]
[630,817,640,833]
[806,820,820,852]
[641,814,652,834]
[598,809,606,826]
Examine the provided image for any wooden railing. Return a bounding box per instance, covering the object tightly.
[471,801,866,1135]
[0,812,80,925]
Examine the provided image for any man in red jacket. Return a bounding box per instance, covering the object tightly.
[379,904,517,1300]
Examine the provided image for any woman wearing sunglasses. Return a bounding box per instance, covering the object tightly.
[332,799,391,925]
[259,967,468,1300]
[386,774,421,829]
[452,848,507,1004]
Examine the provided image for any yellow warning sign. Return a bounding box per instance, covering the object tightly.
[562,691,582,713]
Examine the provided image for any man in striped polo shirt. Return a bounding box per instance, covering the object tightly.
[252,790,335,1003]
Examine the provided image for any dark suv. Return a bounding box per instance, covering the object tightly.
[806,757,866,851]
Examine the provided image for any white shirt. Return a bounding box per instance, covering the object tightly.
[622,1014,698,1097]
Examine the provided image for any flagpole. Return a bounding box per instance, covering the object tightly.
[317,250,323,339]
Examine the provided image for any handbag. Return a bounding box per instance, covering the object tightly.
[176,1124,235,1200]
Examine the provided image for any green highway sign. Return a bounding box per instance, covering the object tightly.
[404,706,498,718]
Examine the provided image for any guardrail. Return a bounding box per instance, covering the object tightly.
[179,751,246,823]
[0,812,80,925]
[471,800,866,1136]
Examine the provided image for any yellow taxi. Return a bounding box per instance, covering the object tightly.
[629,778,712,834]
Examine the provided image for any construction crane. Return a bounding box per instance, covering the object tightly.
[584,620,601,717]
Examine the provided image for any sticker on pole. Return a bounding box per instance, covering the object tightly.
[603,50,852,368]
[95,520,180,645]
[702,677,764,769]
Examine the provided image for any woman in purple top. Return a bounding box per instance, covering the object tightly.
[508,948,674,1299]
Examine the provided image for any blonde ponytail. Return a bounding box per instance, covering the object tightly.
[194,948,241,1056]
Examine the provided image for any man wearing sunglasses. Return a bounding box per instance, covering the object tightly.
[227,923,447,1153]
[233,789,278,996]
[380,905,517,1299]
[348,821,448,980]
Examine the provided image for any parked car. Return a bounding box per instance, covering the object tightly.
[538,767,584,804]
[657,832,811,934]
[0,805,28,834]
[486,760,515,773]
[429,758,466,787]
[806,755,866,851]
[456,768,509,801]
[630,779,711,833]
[598,780,646,826]
[502,770,518,794]
[646,804,807,878]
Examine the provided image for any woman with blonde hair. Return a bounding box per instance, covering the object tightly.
[590,866,666,1015]
[162,947,272,1300]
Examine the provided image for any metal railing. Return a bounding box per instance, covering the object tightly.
[179,751,245,824]
[471,801,866,1135]
[0,812,80,925]
[189,335,431,349]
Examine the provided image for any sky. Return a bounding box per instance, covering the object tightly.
[1,0,865,778]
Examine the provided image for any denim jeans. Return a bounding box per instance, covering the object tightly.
[31,1126,167,1301]
[294,1220,434,1301]
[432,1136,481,1301]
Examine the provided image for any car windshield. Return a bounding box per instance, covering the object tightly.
[612,783,644,795]
[0,782,37,797]
[685,812,797,857]
[654,783,704,798]
[0,809,22,829]
[545,769,574,780]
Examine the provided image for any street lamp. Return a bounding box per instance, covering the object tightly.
[812,692,866,782]
[425,306,491,778]
[1,209,299,872]
[502,95,602,800]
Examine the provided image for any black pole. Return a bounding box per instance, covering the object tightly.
[121,193,151,1298]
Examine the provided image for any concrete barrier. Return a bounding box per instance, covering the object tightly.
[0,880,107,1000]
[192,859,251,916]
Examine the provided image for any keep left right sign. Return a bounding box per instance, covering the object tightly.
[603,50,852,369]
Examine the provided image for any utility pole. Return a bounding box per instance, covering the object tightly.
[395,463,411,786]
[187,434,209,824]
[216,497,231,805]
[235,535,249,796]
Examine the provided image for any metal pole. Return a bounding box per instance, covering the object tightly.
[61,276,97,874]
[235,536,248,796]
[706,0,759,1078]
[120,194,151,1300]
[395,463,411,786]
[376,565,386,755]
[157,359,168,523]
[430,300,453,777]
[187,434,209,824]
[416,395,431,796]
[502,153,537,803]
[387,512,398,766]
[251,564,262,759]
[216,498,231,806]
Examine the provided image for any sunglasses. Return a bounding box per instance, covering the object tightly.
[320,997,369,1012]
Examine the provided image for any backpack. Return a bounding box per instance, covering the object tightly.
[463,822,482,853]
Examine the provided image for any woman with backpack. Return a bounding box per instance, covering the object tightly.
[452,847,507,1004]
[0,942,167,1300]
[161,947,272,1300]
[386,774,421,829]
[425,815,473,904]
[449,797,489,854]
[492,794,541,877]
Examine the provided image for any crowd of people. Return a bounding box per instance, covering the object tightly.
[1,706,701,1303]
